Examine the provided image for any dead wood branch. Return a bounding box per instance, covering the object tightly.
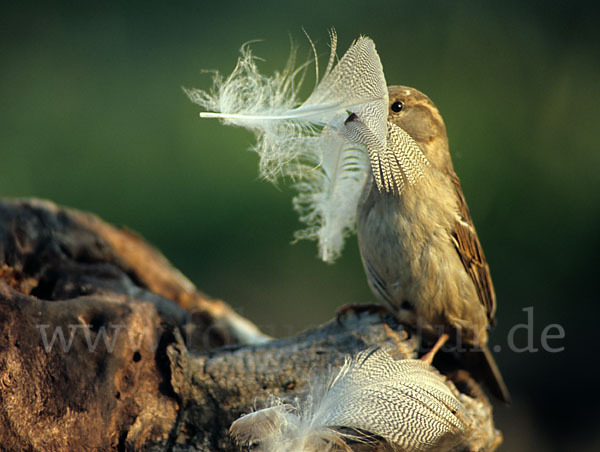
[0,199,501,451]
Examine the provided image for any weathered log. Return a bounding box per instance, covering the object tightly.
[0,199,501,451]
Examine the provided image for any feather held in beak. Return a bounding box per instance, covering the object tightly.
[185,31,428,262]
[185,31,387,180]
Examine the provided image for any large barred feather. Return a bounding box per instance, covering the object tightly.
[230,347,471,452]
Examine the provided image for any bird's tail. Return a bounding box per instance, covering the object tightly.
[464,345,511,404]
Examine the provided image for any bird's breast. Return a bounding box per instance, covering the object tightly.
[357,174,487,342]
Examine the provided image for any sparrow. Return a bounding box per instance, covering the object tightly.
[355,85,510,403]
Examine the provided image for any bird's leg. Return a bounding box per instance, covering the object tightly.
[420,333,449,365]
[446,369,485,400]
[336,303,389,327]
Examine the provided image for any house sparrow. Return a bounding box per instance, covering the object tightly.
[355,86,510,403]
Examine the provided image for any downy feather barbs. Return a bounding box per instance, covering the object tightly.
[292,128,370,262]
[185,31,387,180]
[230,347,471,452]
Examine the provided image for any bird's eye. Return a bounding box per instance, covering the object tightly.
[391,101,404,113]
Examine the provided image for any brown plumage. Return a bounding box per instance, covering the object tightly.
[356,86,510,403]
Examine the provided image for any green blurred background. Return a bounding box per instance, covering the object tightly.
[2,1,598,450]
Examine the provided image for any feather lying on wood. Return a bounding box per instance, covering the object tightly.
[230,347,472,452]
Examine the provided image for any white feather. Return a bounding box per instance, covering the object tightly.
[230,347,471,452]
[185,31,387,262]
[292,129,369,263]
[185,41,312,179]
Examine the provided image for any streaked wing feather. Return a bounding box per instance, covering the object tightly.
[448,172,496,322]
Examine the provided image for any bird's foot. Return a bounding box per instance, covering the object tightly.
[420,333,449,365]
[336,303,389,327]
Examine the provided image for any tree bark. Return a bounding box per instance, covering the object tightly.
[0,199,501,451]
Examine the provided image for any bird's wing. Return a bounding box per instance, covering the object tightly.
[363,259,396,309]
[448,172,496,323]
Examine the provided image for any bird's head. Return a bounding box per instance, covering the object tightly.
[387,85,450,169]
